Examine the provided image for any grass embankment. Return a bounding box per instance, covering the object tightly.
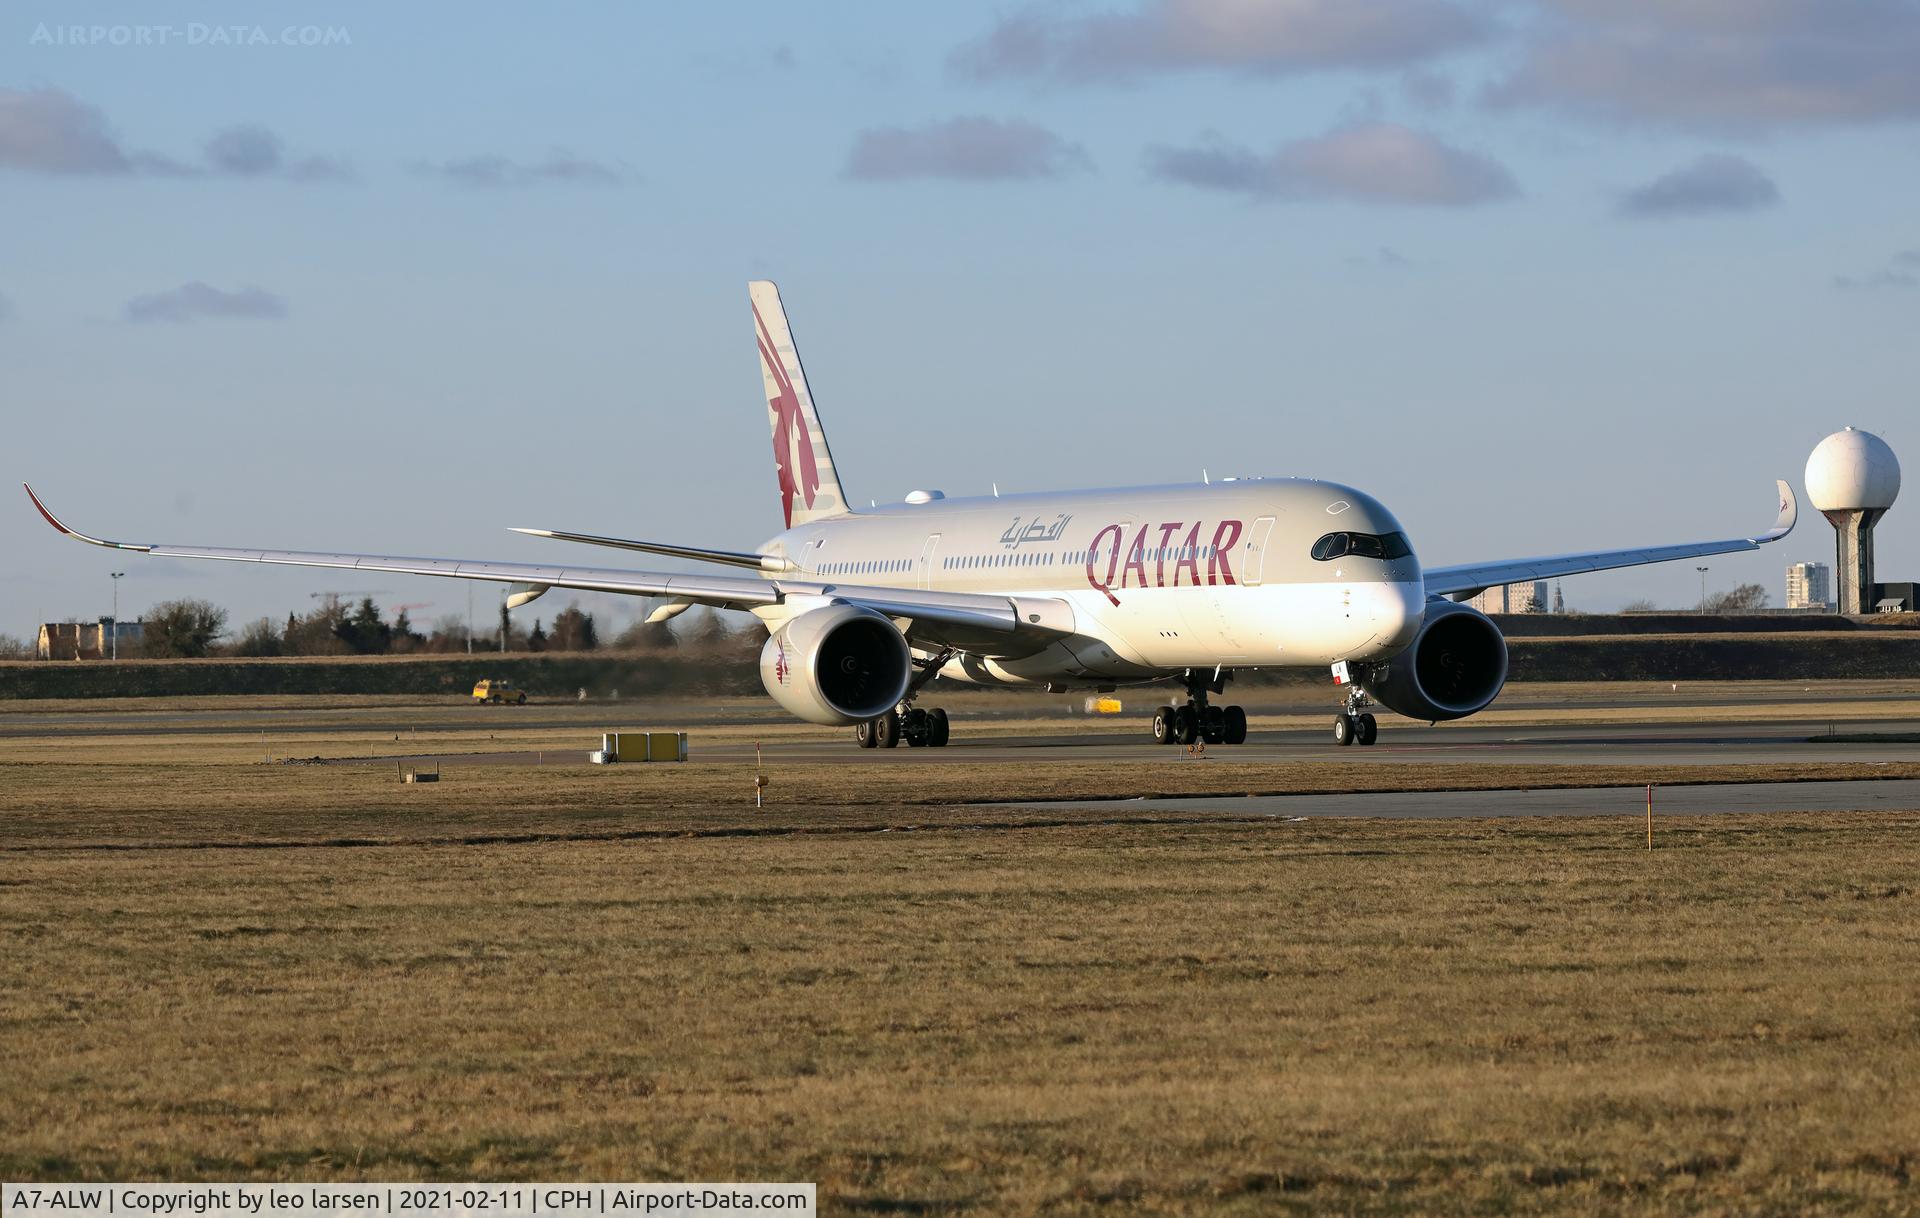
[9,758,1920,851]
[2,691,1916,1212]
[8,626,1920,699]
[2,811,1916,1214]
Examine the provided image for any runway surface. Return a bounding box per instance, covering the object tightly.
[686,719,1920,767]
[5,688,1917,822]
[1003,778,1920,820]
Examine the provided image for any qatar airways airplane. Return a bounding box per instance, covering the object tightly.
[28,281,1797,749]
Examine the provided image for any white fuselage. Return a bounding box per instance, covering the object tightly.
[756,478,1425,686]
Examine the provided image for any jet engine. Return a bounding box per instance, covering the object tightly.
[1365,599,1507,722]
[759,604,912,726]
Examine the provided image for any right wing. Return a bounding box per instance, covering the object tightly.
[25,484,1070,652]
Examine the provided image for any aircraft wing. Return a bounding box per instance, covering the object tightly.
[24,484,1067,650]
[1423,479,1797,600]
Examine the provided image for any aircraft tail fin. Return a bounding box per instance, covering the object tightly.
[751,281,850,528]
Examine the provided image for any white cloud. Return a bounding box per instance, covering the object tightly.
[1492,0,1920,131]
[1148,123,1517,205]
[1617,154,1780,217]
[123,283,288,323]
[952,0,1489,83]
[844,117,1091,182]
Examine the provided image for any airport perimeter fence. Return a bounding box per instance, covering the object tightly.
[1487,612,1876,636]
[0,651,764,700]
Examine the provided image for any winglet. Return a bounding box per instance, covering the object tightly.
[1759,478,1797,543]
[22,484,151,551]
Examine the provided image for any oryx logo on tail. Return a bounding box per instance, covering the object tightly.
[750,281,848,529]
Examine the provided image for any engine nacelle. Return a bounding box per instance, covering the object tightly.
[759,604,912,726]
[1365,599,1507,722]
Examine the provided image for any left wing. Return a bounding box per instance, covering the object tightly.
[24,484,1071,653]
[1423,479,1797,599]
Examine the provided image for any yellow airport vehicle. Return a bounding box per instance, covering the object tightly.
[471,678,527,705]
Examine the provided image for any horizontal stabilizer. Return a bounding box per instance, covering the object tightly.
[510,526,790,572]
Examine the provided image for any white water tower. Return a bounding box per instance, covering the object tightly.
[1805,427,1900,614]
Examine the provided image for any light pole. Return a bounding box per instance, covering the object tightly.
[1696,566,1710,613]
[110,572,125,660]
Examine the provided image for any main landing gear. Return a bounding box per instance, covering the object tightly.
[1333,683,1379,747]
[1150,670,1248,746]
[856,705,950,749]
[855,649,954,749]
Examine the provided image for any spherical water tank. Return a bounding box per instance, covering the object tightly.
[1805,427,1900,513]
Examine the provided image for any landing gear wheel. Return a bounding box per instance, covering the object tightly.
[855,719,879,749]
[1332,715,1355,747]
[876,708,901,749]
[1354,713,1378,746]
[1175,705,1200,746]
[929,708,950,747]
[1223,705,1248,745]
[903,708,927,747]
[1202,705,1226,745]
[1152,706,1177,745]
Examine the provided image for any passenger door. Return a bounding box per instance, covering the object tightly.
[919,533,941,590]
[1240,516,1277,586]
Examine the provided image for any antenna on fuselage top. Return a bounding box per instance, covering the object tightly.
[1203,468,1210,484]
[992,482,999,498]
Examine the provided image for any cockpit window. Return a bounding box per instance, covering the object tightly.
[1311,531,1412,561]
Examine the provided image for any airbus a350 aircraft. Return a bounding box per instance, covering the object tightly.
[28,282,1797,749]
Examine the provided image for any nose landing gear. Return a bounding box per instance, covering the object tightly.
[1332,677,1380,747]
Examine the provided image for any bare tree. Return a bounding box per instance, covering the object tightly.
[1705,583,1769,614]
[549,604,600,651]
[231,617,284,657]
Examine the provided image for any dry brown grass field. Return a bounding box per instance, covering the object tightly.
[2,685,1917,1215]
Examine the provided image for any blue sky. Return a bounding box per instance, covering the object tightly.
[4,0,1917,640]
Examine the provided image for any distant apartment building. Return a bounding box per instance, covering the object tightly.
[36,618,143,660]
[1469,581,1549,614]
[1786,561,1832,610]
